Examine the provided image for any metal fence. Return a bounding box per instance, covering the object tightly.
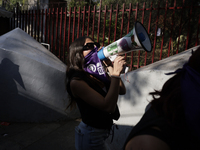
[10,0,200,71]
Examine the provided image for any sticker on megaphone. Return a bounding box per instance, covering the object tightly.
[97,21,152,60]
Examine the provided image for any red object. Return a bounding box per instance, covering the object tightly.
[11,1,200,70]
[0,122,10,126]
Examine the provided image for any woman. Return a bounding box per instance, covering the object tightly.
[124,47,200,150]
[66,36,126,150]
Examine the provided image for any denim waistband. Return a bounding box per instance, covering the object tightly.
[79,121,109,132]
[79,121,88,128]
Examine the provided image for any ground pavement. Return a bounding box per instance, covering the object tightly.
[0,119,81,150]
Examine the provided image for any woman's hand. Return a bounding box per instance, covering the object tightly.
[112,55,126,76]
[102,59,113,74]
[103,56,126,95]
[103,56,126,76]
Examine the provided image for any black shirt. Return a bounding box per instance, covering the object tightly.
[69,71,120,130]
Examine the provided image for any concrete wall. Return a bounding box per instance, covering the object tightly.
[106,45,200,150]
[0,28,80,122]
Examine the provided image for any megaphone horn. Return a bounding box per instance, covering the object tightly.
[98,21,152,60]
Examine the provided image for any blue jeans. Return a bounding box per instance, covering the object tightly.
[75,121,110,150]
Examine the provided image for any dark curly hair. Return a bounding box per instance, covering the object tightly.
[149,46,200,130]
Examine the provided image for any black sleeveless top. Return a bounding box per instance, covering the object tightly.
[68,71,120,130]
[124,107,200,150]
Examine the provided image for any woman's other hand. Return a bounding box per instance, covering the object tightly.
[102,58,113,74]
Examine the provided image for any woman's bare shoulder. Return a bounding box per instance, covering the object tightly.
[125,134,170,150]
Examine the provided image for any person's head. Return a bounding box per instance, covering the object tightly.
[66,36,89,71]
[188,47,200,73]
[150,46,200,129]
[65,36,100,109]
[66,36,100,71]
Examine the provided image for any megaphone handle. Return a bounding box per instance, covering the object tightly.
[121,65,129,74]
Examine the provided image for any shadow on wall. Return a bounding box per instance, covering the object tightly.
[120,48,195,106]
[0,58,25,94]
[0,58,68,122]
[120,71,151,106]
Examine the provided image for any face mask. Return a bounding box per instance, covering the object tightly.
[84,47,110,84]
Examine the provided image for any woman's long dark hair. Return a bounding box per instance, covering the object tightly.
[65,36,92,109]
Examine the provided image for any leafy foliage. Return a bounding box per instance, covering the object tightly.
[67,0,98,8]
[1,0,29,11]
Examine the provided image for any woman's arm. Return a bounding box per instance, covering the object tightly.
[70,76,120,113]
[103,58,126,95]
[119,78,126,95]
[70,56,125,113]
[107,68,126,95]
